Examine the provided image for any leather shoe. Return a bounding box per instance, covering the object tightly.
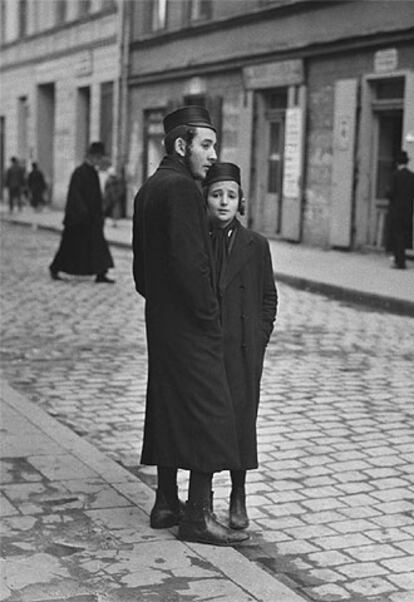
[229,489,249,530]
[49,267,62,280]
[178,501,249,546]
[95,274,115,283]
[150,489,185,529]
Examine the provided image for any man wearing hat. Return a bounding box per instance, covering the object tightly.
[387,150,414,269]
[132,106,248,546]
[49,141,115,282]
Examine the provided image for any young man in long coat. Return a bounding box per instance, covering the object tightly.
[49,142,114,283]
[387,150,414,269]
[132,106,248,546]
[205,162,278,530]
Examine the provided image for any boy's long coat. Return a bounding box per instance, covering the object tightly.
[220,222,278,468]
[132,156,241,473]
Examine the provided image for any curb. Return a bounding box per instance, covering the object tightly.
[3,214,413,318]
[1,381,308,602]
[275,272,414,318]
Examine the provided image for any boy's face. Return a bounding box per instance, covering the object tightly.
[207,180,239,228]
[186,127,217,181]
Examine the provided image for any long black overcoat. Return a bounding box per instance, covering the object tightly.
[51,162,114,275]
[219,223,277,469]
[387,166,414,249]
[132,156,241,473]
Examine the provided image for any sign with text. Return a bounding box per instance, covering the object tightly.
[374,48,398,74]
[243,60,303,89]
[283,107,303,199]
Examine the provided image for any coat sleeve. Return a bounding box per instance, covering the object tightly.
[167,178,220,325]
[63,168,89,227]
[132,191,146,297]
[261,240,278,345]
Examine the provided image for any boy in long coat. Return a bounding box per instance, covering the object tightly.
[205,162,278,529]
[132,106,248,546]
[49,142,114,283]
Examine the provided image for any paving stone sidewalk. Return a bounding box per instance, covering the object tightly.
[0,382,306,602]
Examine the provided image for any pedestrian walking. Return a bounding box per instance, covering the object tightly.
[204,162,278,529]
[132,106,248,546]
[27,162,47,210]
[387,150,414,270]
[5,156,25,213]
[49,142,115,283]
[103,166,125,227]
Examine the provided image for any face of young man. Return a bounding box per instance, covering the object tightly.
[207,180,239,228]
[185,127,217,181]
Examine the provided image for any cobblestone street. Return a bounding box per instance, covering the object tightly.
[1,222,414,602]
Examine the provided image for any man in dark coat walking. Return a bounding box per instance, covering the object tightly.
[132,106,248,546]
[387,150,414,269]
[49,142,114,283]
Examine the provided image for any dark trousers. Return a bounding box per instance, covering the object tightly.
[393,230,406,269]
[8,187,23,212]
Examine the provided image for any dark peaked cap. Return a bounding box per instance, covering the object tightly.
[163,105,216,135]
[204,162,241,187]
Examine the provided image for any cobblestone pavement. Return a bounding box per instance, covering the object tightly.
[1,222,414,602]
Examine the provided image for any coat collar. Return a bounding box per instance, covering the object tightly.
[158,155,194,179]
[223,221,255,290]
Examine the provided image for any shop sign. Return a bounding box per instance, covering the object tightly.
[374,48,398,74]
[283,107,303,198]
[76,51,93,76]
[243,59,303,89]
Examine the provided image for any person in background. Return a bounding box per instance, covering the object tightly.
[204,162,278,530]
[132,106,248,546]
[49,142,115,283]
[103,166,125,227]
[387,150,414,270]
[5,156,25,213]
[27,162,47,210]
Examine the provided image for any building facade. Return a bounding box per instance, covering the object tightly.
[126,0,414,250]
[0,0,121,207]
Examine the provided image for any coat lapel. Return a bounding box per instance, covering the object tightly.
[223,224,255,290]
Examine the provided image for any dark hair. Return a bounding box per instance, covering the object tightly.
[204,182,246,216]
[87,141,105,157]
[164,126,197,155]
[396,150,409,165]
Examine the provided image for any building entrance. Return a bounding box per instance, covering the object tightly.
[369,78,404,248]
[37,83,55,196]
[251,90,287,236]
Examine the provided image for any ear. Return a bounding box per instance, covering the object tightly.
[174,137,186,157]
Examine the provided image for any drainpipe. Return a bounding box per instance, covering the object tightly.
[114,0,131,211]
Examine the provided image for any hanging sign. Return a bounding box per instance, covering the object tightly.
[374,48,398,74]
[283,107,303,199]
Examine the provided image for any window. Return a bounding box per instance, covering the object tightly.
[144,109,165,179]
[189,0,212,21]
[55,0,67,24]
[101,0,115,9]
[78,0,91,17]
[18,0,27,37]
[0,0,6,44]
[144,0,168,32]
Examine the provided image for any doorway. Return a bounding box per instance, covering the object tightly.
[76,86,90,163]
[37,83,55,196]
[251,90,287,235]
[369,77,404,248]
[371,111,403,247]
